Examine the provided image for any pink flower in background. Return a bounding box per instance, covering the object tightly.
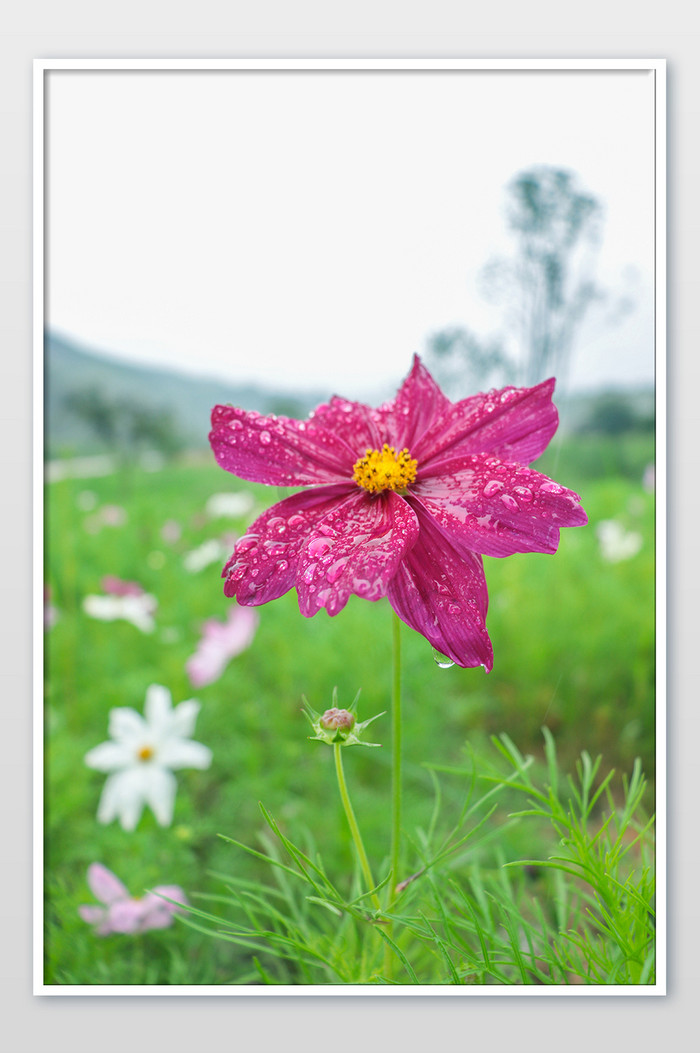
[101,575,146,597]
[44,585,59,630]
[83,504,128,534]
[161,519,182,544]
[210,356,587,669]
[186,606,259,687]
[78,863,187,935]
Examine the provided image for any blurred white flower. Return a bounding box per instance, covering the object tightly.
[596,519,643,563]
[205,491,255,520]
[83,591,157,633]
[182,538,228,573]
[186,606,258,687]
[84,685,212,831]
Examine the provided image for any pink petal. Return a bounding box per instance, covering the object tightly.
[108,899,150,934]
[186,607,258,687]
[295,490,419,617]
[221,484,353,605]
[209,406,356,487]
[412,454,588,557]
[139,886,188,931]
[86,863,130,905]
[387,509,493,670]
[78,905,107,926]
[308,396,383,454]
[374,355,453,452]
[100,575,144,596]
[417,378,559,473]
[150,884,187,910]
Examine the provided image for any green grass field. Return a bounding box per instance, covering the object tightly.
[43,432,656,985]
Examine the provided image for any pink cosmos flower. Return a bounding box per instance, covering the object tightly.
[209,356,587,670]
[101,575,145,597]
[78,862,187,935]
[186,606,259,687]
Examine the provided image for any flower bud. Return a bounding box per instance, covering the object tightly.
[320,708,356,732]
[303,691,384,748]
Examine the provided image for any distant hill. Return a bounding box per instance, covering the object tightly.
[44,331,655,460]
[44,332,328,458]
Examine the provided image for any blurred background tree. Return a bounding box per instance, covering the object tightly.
[426,166,636,397]
[63,386,185,462]
[423,327,510,398]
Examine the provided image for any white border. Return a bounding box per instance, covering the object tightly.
[34,57,667,997]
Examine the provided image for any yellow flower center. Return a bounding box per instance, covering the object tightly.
[137,745,155,762]
[352,444,418,494]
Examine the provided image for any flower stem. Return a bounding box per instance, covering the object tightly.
[333,743,382,914]
[389,611,402,905]
[384,611,403,978]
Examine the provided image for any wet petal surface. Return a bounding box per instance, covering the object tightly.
[413,453,587,557]
[387,509,493,670]
[374,355,453,452]
[296,490,420,617]
[210,405,356,486]
[417,378,559,472]
[222,485,353,605]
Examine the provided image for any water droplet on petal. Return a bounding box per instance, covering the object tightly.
[540,481,563,494]
[301,563,317,584]
[326,558,348,583]
[307,536,332,558]
[500,493,519,511]
[318,523,335,537]
[513,485,533,503]
[229,420,243,431]
[432,648,455,669]
[236,535,258,553]
[259,430,271,444]
[483,479,504,497]
[263,540,286,556]
[276,559,289,572]
[288,514,305,528]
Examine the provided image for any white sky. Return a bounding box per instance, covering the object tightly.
[45,68,657,401]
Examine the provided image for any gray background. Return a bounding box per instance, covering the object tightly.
[3,4,694,1051]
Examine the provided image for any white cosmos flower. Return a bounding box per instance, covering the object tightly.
[82,592,157,633]
[84,685,212,831]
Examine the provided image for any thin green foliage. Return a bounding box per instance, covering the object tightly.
[184,730,655,985]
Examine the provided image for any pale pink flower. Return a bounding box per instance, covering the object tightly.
[78,862,187,935]
[161,519,182,544]
[44,585,59,630]
[186,606,259,687]
[101,575,145,597]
